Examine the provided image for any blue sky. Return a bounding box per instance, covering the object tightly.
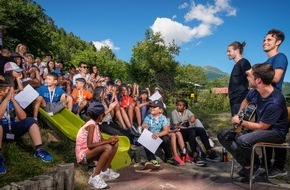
[34,0,290,82]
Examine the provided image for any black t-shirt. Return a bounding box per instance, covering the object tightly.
[228,58,251,102]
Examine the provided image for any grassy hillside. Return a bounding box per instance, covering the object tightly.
[203,65,229,81]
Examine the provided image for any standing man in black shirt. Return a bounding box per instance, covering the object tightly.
[227,41,251,116]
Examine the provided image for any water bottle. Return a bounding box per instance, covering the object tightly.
[222,148,228,162]
[181,147,186,162]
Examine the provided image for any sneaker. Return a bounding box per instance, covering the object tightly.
[173,155,185,165]
[34,149,53,162]
[88,174,108,189]
[192,156,207,167]
[100,168,120,180]
[130,128,140,137]
[137,126,142,134]
[144,160,160,170]
[238,168,247,177]
[206,150,221,162]
[269,167,288,178]
[186,153,193,162]
[241,165,264,183]
[0,157,6,174]
[166,158,180,166]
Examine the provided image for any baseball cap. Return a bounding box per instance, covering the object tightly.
[10,52,23,58]
[149,100,164,109]
[4,62,23,73]
[87,101,105,119]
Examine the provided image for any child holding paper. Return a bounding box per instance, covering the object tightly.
[0,79,53,174]
[141,100,178,170]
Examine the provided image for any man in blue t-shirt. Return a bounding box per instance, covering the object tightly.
[263,29,288,178]
[218,63,288,182]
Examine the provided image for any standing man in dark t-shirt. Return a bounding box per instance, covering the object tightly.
[227,41,251,116]
[263,29,288,178]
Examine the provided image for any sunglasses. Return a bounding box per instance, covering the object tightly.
[81,66,88,69]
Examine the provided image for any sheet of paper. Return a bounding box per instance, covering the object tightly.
[149,91,161,101]
[14,84,39,109]
[137,128,163,154]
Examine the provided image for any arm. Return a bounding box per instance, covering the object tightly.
[152,125,170,139]
[10,87,27,120]
[272,68,284,84]
[232,116,271,130]
[86,124,119,149]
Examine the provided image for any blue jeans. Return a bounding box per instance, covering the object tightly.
[218,129,285,167]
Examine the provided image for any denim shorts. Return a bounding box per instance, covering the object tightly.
[1,117,37,141]
[81,152,88,165]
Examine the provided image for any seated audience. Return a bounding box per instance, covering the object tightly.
[171,99,219,167]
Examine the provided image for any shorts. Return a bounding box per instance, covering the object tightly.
[80,152,88,165]
[1,117,37,141]
[72,103,79,114]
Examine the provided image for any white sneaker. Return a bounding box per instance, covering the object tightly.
[100,168,120,180]
[137,126,142,134]
[88,175,108,189]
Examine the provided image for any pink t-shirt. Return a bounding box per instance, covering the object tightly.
[75,119,101,163]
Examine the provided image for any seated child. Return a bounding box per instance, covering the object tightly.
[33,72,73,120]
[141,100,178,169]
[0,80,53,174]
[75,101,120,189]
[135,88,150,133]
[168,126,186,165]
[71,78,92,115]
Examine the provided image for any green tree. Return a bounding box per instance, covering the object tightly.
[175,64,207,92]
[0,0,53,55]
[129,30,180,91]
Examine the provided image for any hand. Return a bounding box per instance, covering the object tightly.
[109,136,119,144]
[232,115,240,125]
[152,133,159,139]
[109,99,118,109]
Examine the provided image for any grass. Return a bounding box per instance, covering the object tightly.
[0,109,232,188]
[0,127,76,187]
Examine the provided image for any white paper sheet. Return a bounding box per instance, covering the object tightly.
[137,128,163,154]
[14,84,39,109]
[149,91,161,101]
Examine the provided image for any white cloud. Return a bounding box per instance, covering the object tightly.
[92,39,120,51]
[151,0,236,45]
[172,15,177,20]
[178,2,189,9]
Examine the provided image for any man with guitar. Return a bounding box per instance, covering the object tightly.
[218,63,288,183]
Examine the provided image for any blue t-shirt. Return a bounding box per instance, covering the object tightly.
[246,89,288,136]
[143,114,168,133]
[37,85,65,103]
[265,53,288,91]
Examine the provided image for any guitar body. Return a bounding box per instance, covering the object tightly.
[234,103,257,133]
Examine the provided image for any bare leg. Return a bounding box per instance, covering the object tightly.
[135,106,141,126]
[28,124,43,146]
[169,133,178,156]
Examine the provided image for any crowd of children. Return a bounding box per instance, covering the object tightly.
[0,44,220,189]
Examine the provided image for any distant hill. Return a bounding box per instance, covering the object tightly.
[203,66,229,80]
